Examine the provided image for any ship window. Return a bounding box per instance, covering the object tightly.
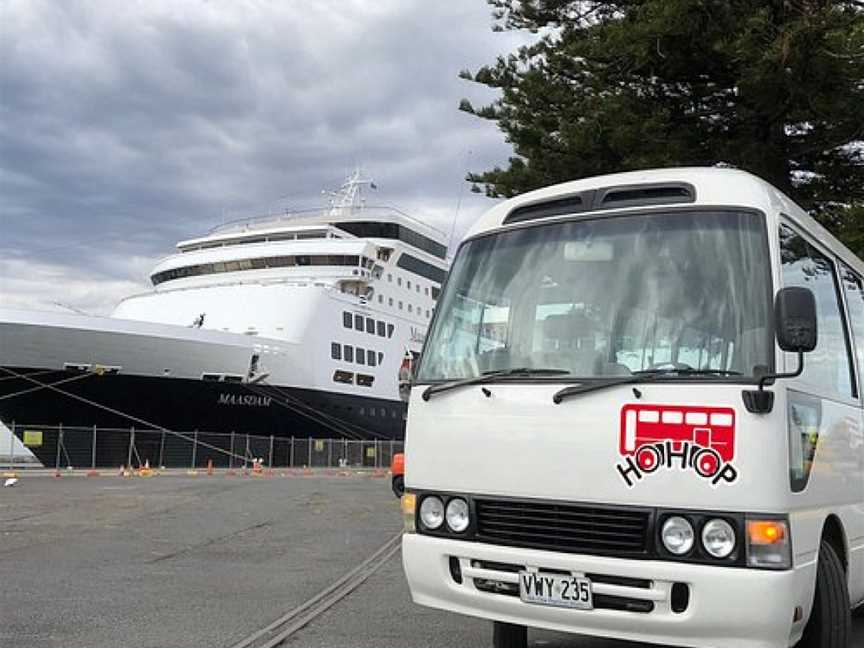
[378,295,383,304]
[202,373,221,382]
[331,342,342,360]
[377,321,386,337]
[431,287,441,300]
[223,375,243,384]
[343,312,352,328]
[387,324,394,338]
[333,370,353,384]
[397,277,402,286]
[356,374,374,387]
[416,284,420,293]
[395,253,447,285]
[425,287,429,296]
[366,317,375,333]
[354,314,363,330]
[356,347,366,365]
[378,352,384,363]
[388,273,392,282]
[367,350,376,366]
[332,221,447,259]
[388,298,394,307]
[407,280,412,289]
[370,407,376,416]
[344,345,354,362]
[150,254,368,285]
[408,304,413,313]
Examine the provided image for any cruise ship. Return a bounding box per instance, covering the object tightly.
[0,171,448,466]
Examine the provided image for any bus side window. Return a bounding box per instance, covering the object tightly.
[779,225,855,398]
[840,263,864,392]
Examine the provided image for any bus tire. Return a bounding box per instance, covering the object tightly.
[391,475,405,498]
[492,621,526,648]
[798,541,850,648]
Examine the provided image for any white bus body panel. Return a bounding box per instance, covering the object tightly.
[403,168,864,647]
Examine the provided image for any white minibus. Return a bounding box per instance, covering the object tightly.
[401,168,864,648]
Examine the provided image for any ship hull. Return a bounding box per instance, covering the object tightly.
[0,366,406,468]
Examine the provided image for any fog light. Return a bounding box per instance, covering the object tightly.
[662,516,695,555]
[445,498,470,533]
[702,519,736,558]
[419,495,444,530]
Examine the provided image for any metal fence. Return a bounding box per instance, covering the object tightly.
[3,423,403,470]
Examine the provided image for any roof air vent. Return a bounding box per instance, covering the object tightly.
[597,183,695,208]
[504,192,593,224]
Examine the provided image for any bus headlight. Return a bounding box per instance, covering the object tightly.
[746,519,791,569]
[702,519,736,558]
[662,516,695,555]
[445,498,470,533]
[419,495,445,530]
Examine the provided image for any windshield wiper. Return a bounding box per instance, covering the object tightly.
[552,368,742,404]
[632,368,742,377]
[422,368,571,401]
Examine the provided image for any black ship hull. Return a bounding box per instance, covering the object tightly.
[0,367,406,468]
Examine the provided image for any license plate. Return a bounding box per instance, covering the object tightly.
[519,571,593,610]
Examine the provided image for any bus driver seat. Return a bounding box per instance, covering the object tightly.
[542,312,603,376]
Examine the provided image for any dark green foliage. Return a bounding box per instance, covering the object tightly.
[462,1,864,255]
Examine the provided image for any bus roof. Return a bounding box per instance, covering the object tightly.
[468,167,863,275]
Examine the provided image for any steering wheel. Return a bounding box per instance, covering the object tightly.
[645,361,694,372]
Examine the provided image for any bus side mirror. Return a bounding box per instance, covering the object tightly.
[775,287,817,353]
[743,287,817,414]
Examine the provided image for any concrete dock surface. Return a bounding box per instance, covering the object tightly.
[1,474,861,647]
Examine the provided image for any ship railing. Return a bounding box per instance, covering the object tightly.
[2,422,404,471]
[206,205,447,240]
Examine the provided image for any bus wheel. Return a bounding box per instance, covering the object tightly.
[391,475,405,498]
[493,621,526,648]
[798,541,850,648]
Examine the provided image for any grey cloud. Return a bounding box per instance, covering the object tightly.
[1,0,526,309]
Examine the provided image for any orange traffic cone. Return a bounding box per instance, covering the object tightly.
[207,459,214,476]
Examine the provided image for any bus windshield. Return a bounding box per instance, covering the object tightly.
[418,210,772,383]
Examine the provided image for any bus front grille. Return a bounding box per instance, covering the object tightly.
[474,498,651,556]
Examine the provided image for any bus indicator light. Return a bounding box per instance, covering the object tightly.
[616,404,739,488]
[747,520,786,545]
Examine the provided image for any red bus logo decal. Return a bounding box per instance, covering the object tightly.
[616,404,739,488]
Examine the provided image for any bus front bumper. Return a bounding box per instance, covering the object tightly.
[402,534,815,648]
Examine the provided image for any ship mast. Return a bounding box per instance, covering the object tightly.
[323,167,375,216]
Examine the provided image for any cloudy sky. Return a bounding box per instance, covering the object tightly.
[0,0,527,315]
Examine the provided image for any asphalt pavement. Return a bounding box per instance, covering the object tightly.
[1,474,861,648]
